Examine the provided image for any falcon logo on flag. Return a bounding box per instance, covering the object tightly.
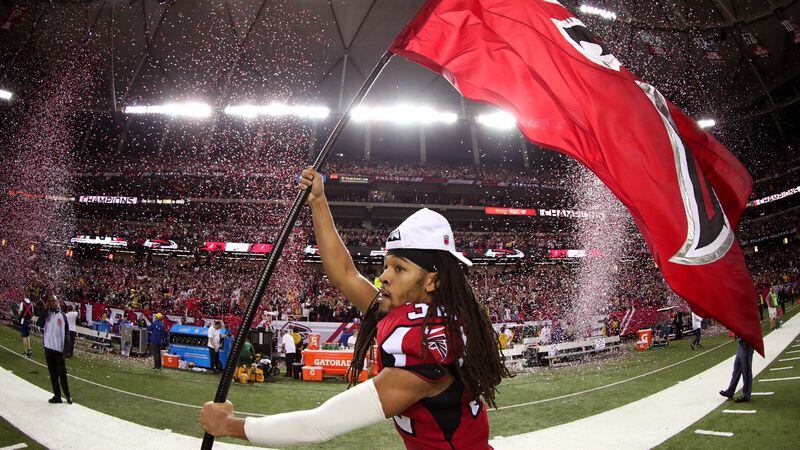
[553,18,621,71]
[425,325,448,360]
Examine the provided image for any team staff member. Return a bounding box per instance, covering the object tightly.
[201,167,509,448]
[281,330,297,377]
[690,311,703,350]
[37,294,73,404]
[18,294,34,358]
[207,321,223,373]
[148,313,166,370]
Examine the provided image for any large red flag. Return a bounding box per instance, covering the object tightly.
[391,0,763,353]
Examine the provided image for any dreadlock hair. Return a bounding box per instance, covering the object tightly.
[348,251,512,408]
[348,292,381,386]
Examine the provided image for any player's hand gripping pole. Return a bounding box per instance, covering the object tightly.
[200,51,393,450]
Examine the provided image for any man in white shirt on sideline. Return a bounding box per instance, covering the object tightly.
[207,321,223,373]
[64,304,78,357]
[281,330,297,378]
[690,311,703,350]
[36,294,73,404]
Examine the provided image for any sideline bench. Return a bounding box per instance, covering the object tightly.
[534,335,621,366]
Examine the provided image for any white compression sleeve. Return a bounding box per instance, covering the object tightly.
[243,378,387,446]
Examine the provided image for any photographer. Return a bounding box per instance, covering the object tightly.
[36,294,73,404]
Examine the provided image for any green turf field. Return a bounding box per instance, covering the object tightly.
[0,306,796,449]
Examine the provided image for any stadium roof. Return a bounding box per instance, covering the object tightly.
[0,0,798,168]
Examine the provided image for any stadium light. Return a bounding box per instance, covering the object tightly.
[578,5,618,21]
[351,105,458,125]
[123,102,212,118]
[0,89,13,101]
[476,111,517,129]
[697,119,716,129]
[224,103,330,120]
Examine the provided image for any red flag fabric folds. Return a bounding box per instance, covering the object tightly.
[391,0,763,353]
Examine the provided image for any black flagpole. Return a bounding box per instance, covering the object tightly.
[200,51,393,450]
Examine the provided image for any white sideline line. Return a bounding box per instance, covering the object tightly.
[695,430,733,437]
[769,366,793,371]
[779,357,800,361]
[0,367,255,450]
[758,376,800,382]
[751,392,774,396]
[722,409,756,414]
[1,444,29,450]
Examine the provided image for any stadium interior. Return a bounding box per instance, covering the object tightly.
[0,0,799,448]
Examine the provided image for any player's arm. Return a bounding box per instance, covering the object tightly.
[200,367,452,445]
[298,166,377,312]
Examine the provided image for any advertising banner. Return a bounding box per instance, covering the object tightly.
[70,236,128,247]
[78,195,138,204]
[485,206,537,216]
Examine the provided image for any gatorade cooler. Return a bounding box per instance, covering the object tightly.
[308,333,321,350]
[302,365,324,381]
[162,353,180,368]
[636,329,652,351]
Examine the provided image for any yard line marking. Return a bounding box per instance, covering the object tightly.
[769,366,793,371]
[779,357,800,362]
[751,392,773,396]
[786,350,800,354]
[695,430,733,437]
[758,376,800,382]
[0,444,29,450]
[722,409,756,414]
[492,339,733,411]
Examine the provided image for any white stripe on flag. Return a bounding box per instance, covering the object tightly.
[695,430,733,437]
[758,376,800,382]
[769,366,793,371]
[722,409,756,414]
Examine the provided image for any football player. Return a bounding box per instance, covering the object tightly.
[201,167,509,449]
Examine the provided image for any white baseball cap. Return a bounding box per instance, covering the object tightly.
[385,208,472,266]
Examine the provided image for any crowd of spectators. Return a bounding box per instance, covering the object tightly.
[3,237,797,349]
[738,210,799,243]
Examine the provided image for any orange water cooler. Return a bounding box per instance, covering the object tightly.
[636,329,652,351]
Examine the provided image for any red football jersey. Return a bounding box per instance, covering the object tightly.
[376,302,491,450]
